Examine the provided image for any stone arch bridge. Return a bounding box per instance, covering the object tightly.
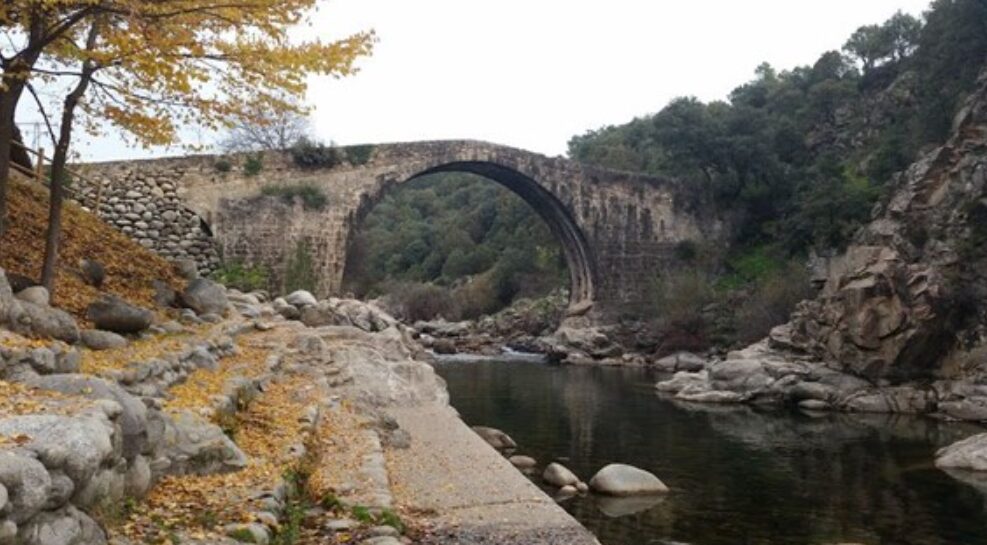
[78,141,725,321]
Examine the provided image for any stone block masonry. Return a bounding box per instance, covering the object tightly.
[74,163,221,276]
[77,140,730,322]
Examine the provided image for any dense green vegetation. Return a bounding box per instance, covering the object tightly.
[343,172,567,320]
[342,1,987,346]
[569,0,987,255]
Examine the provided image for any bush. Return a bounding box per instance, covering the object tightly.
[211,261,269,292]
[243,153,264,176]
[346,144,375,166]
[284,239,317,294]
[290,138,343,169]
[260,184,328,210]
[386,282,458,322]
[214,159,232,173]
[731,261,813,344]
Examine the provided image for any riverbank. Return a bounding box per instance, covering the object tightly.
[0,269,598,545]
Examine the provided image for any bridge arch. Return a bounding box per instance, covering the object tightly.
[347,159,598,313]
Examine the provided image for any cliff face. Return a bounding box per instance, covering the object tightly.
[776,70,987,383]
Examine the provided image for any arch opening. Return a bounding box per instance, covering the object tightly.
[342,161,597,320]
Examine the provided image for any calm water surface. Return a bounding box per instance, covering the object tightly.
[434,359,987,545]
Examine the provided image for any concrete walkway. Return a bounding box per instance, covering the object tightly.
[386,405,601,545]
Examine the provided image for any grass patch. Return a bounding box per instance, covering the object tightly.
[211,261,269,292]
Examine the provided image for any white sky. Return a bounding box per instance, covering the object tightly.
[53,0,933,161]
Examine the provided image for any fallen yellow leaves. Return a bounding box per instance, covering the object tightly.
[79,324,212,375]
[0,380,88,420]
[109,344,322,543]
[0,177,182,322]
[164,341,271,413]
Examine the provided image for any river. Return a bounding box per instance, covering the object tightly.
[434,358,987,545]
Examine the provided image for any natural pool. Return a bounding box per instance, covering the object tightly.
[434,358,987,545]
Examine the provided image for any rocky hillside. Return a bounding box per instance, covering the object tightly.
[655,70,987,422]
[0,177,181,320]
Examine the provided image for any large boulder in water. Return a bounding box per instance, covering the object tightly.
[180,278,229,316]
[86,295,153,334]
[589,464,669,496]
[936,433,987,472]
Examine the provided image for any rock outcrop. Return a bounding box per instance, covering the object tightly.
[657,70,987,424]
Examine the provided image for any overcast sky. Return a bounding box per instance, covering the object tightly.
[63,0,933,161]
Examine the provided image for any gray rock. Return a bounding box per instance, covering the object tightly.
[15,287,49,307]
[0,415,114,487]
[324,518,358,532]
[471,426,517,450]
[273,298,300,320]
[285,290,317,308]
[595,495,665,518]
[543,462,579,487]
[86,296,153,335]
[0,268,27,334]
[18,302,80,344]
[589,464,669,496]
[360,537,401,545]
[158,410,247,476]
[654,352,706,372]
[0,520,14,542]
[509,455,537,469]
[0,483,7,512]
[124,455,152,497]
[369,525,400,537]
[80,330,128,351]
[16,505,106,545]
[936,433,987,472]
[181,278,228,316]
[78,259,105,289]
[299,302,349,328]
[225,522,269,544]
[29,375,148,459]
[0,451,51,523]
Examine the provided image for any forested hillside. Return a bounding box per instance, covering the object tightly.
[570,0,987,254]
[343,172,567,320]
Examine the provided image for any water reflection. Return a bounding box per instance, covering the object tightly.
[435,360,987,545]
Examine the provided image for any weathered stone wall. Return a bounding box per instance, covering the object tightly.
[78,141,728,321]
[73,162,221,275]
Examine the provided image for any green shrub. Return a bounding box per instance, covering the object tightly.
[243,154,264,176]
[290,138,343,169]
[284,239,317,294]
[214,159,232,173]
[386,282,458,322]
[211,261,269,292]
[260,184,328,210]
[346,144,375,166]
[731,261,813,344]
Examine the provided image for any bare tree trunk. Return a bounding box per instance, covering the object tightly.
[40,20,100,294]
[0,83,26,240]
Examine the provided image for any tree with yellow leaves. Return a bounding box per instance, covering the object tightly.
[0,1,374,292]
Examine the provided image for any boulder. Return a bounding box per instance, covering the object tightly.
[542,462,579,487]
[653,352,706,372]
[273,298,300,320]
[18,301,79,344]
[80,330,128,351]
[157,410,247,476]
[936,433,987,472]
[285,290,318,308]
[15,287,49,307]
[300,302,349,328]
[181,278,229,316]
[30,375,149,459]
[5,272,36,293]
[17,505,107,545]
[78,259,105,289]
[0,268,26,332]
[0,451,51,523]
[0,415,114,487]
[85,295,153,334]
[471,426,517,450]
[588,464,669,496]
[509,455,537,469]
